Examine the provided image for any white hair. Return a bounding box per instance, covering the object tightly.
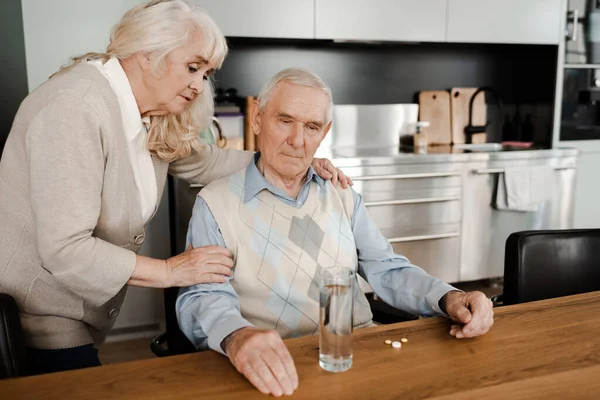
[257,68,333,123]
[52,0,228,162]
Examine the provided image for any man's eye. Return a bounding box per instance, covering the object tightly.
[188,66,198,73]
[308,125,318,131]
[282,119,292,124]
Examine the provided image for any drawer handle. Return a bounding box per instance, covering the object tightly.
[365,196,459,207]
[189,184,204,189]
[389,232,459,243]
[472,166,575,175]
[352,172,461,181]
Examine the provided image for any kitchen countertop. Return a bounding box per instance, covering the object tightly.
[316,145,579,167]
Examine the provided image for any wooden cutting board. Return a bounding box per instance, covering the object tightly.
[450,88,487,144]
[243,96,257,151]
[418,91,452,145]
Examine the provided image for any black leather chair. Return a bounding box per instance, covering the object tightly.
[500,229,600,306]
[0,293,28,379]
[151,287,196,357]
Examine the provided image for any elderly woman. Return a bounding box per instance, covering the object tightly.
[177,68,495,397]
[0,0,348,375]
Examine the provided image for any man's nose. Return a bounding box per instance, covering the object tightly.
[288,123,305,148]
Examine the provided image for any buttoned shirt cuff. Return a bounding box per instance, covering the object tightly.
[425,282,462,317]
[207,315,254,356]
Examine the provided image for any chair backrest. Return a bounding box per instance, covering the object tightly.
[0,293,28,379]
[503,229,600,305]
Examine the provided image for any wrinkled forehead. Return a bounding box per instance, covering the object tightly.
[268,82,330,123]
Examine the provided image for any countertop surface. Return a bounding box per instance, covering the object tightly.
[316,145,579,166]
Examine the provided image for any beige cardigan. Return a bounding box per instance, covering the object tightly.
[0,63,252,349]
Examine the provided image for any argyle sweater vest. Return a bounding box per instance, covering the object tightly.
[200,168,373,338]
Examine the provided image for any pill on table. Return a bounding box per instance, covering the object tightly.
[392,341,402,349]
[385,340,392,345]
[401,338,408,343]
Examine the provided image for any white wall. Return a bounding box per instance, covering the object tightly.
[21,0,144,92]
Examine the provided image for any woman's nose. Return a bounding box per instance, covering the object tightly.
[189,78,204,94]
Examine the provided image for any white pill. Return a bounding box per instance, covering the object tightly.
[392,341,402,349]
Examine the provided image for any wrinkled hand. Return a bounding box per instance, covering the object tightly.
[165,245,233,287]
[311,158,353,188]
[225,327,298,397]
[443,291,494,339]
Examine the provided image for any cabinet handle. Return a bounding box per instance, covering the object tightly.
[389,232,459,243]
[189,184,204,189]
[352,171,460,181]
[472,166,575,174]
[364,196,459,207]
[566,10,579,42]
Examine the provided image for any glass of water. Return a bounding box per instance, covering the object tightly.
[319,266,354,372]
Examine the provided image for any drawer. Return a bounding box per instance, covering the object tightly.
[365,199,461,231]
[391,236,460,283]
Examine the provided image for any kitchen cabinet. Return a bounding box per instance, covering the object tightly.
[341,162,463,283]
[190,0,314,39]
[460,150,577,282]
[315,0,447,42]
[447,0,563,45]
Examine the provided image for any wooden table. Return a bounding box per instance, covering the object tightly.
[3,291,600,399]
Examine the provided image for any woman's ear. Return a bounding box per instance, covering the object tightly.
[137,52,152,71]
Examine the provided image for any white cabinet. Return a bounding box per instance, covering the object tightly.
[573,151,600,229]
[191,0,314,39]
[447,0,563,45]
[315,0,447,42]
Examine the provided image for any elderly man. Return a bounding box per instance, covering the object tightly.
[177,68,494,397]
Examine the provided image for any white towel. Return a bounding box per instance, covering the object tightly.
[495,166,555,212]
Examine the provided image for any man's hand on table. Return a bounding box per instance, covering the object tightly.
[441,290,494,339]
[224,327,298,397]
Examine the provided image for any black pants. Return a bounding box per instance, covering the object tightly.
[25,344,102,375]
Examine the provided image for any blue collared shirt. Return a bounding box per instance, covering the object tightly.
[177,154,457,355]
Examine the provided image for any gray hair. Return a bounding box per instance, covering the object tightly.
[257,68,333,123]
[52,0,228,162]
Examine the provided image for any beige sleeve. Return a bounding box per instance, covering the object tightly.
[168,143,254,185]
[27,95,136,307]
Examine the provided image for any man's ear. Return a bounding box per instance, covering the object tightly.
[323,120,332,137]
[251,99,261,137]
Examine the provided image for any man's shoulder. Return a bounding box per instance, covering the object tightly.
[319,181,356,218]
[199,168,246,200]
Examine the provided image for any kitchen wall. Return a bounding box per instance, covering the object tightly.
[0,0,28,155]
[218,39,557,105]
[216,38,558,144]
[21,0,142,92]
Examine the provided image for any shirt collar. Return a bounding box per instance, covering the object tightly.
[243,153,326,203]
[101,57,147,142]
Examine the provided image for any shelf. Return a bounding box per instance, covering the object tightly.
[564,63,600,69]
